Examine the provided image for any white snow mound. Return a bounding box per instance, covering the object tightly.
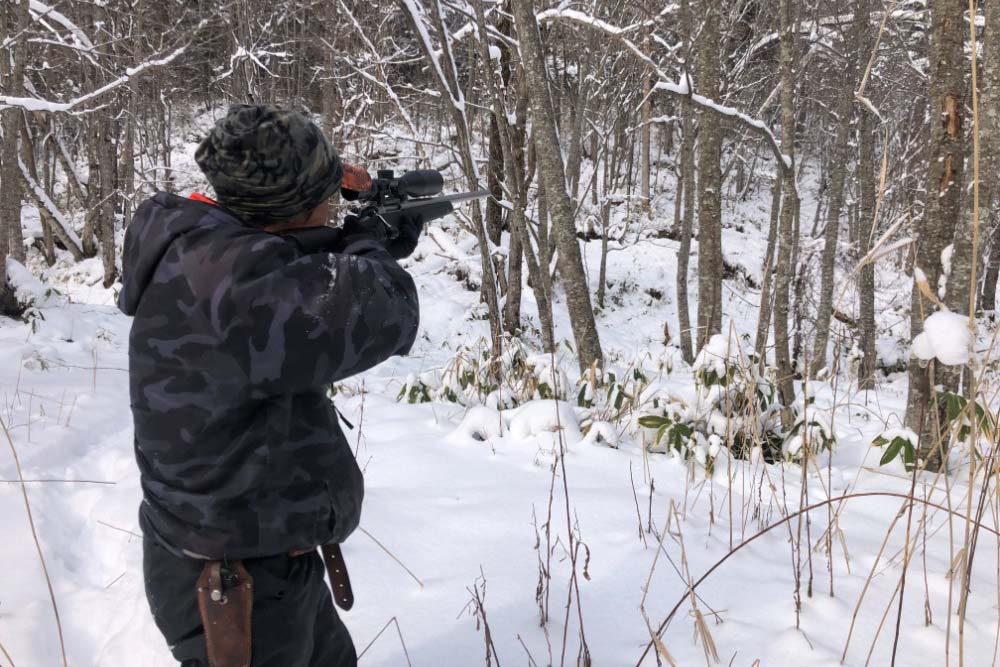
[911,310,970,366]
[448,405,507,442]
[507,400,582,444]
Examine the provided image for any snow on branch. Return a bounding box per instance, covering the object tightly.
[399,0,458,113]
[537,9,794,177]
[0,41,193,113]
[27,0,95,51]
[654,80,792,172]
[397,0,481,182]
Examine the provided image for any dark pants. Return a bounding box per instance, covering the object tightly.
[143,539,357,667]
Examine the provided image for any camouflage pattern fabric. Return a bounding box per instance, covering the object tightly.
[118,193,419,559]
[195,105,343,226]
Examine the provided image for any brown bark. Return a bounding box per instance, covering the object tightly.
[676,0,696,364]
[811,2,864,377]
[773,0,799,416]
[857,110,878,390]
[398,0,504,356]
[512,0,603,370]
[1,0,29,268]
[695,0,724,352]
[906,0,967,469]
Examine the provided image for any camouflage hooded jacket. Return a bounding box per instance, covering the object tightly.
[118,193,419,559]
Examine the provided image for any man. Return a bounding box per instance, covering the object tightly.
[118,105,421,666]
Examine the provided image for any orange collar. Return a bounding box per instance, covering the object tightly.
[189,193,217,206]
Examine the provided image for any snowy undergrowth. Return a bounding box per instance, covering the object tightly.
[4,225,999,666]
[4,113,999,665]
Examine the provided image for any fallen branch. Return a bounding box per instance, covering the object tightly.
[17,155,84,260]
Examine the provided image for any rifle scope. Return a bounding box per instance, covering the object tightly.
[377,169,444,199]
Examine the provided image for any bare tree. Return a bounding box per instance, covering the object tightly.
[906,0,967,468]
[695,0,724,352]
[980,0,1000,310]
[0,0,29,313]
[811,0,864,378]
[511,0,603,370]
[772,0,800,414]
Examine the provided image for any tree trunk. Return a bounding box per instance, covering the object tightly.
[1,0,29,271]
[640,16,652,219]
[695,0,724,352]
[772,0,799,416]
[512,0,603,370]
[676,0,696,364]
[856,0,878,391]
[399,0,504,356]
[811,3,863,377]
[754,176,782,360]
[979,0,1000,310]
[906,0,967,469]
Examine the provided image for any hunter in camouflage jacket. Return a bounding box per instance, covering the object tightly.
[118,192,419,560]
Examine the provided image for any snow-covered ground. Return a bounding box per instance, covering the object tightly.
[3,111,997,665]
[3,227,998,666]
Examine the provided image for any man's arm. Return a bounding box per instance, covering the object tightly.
[224,237,419,396]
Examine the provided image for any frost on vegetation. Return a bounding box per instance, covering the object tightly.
[911,310,970,366]
[636,334,834,472]
[397,336,658,447]
[396,336,565,408]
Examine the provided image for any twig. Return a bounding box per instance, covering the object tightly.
[357,616,413,665]
[0,415,67,667]
[357,526,424,588]
[638,491,1000,665]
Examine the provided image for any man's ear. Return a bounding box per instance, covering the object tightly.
[305,198,333,227]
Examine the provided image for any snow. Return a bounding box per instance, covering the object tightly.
[21,203,43,242]
[911,310,971,366]
[506,399,582,444]
[448,405,506,443]
[5,258,48,305]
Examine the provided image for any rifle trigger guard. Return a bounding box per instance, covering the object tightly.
[377,214,399,240]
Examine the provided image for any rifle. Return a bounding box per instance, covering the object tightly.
[286,166,489,254]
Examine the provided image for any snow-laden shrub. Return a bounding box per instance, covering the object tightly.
[575,362,649,424]
[396,336,570,408]
[873,392,996,471]
[871,428,919,471]
[636,334,833,470]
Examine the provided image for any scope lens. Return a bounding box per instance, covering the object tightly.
[398,170,444,198]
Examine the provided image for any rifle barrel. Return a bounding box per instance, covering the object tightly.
[399,189,490,210]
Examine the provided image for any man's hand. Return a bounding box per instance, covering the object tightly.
[339,212,424,260]
[386,213,424,260]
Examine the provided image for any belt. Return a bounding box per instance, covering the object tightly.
[290,543,355,611]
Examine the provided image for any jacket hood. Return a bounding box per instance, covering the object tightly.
[118,193,241,316]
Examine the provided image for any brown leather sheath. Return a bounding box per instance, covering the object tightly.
[197,560,253,667]
[321,544,355,611]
